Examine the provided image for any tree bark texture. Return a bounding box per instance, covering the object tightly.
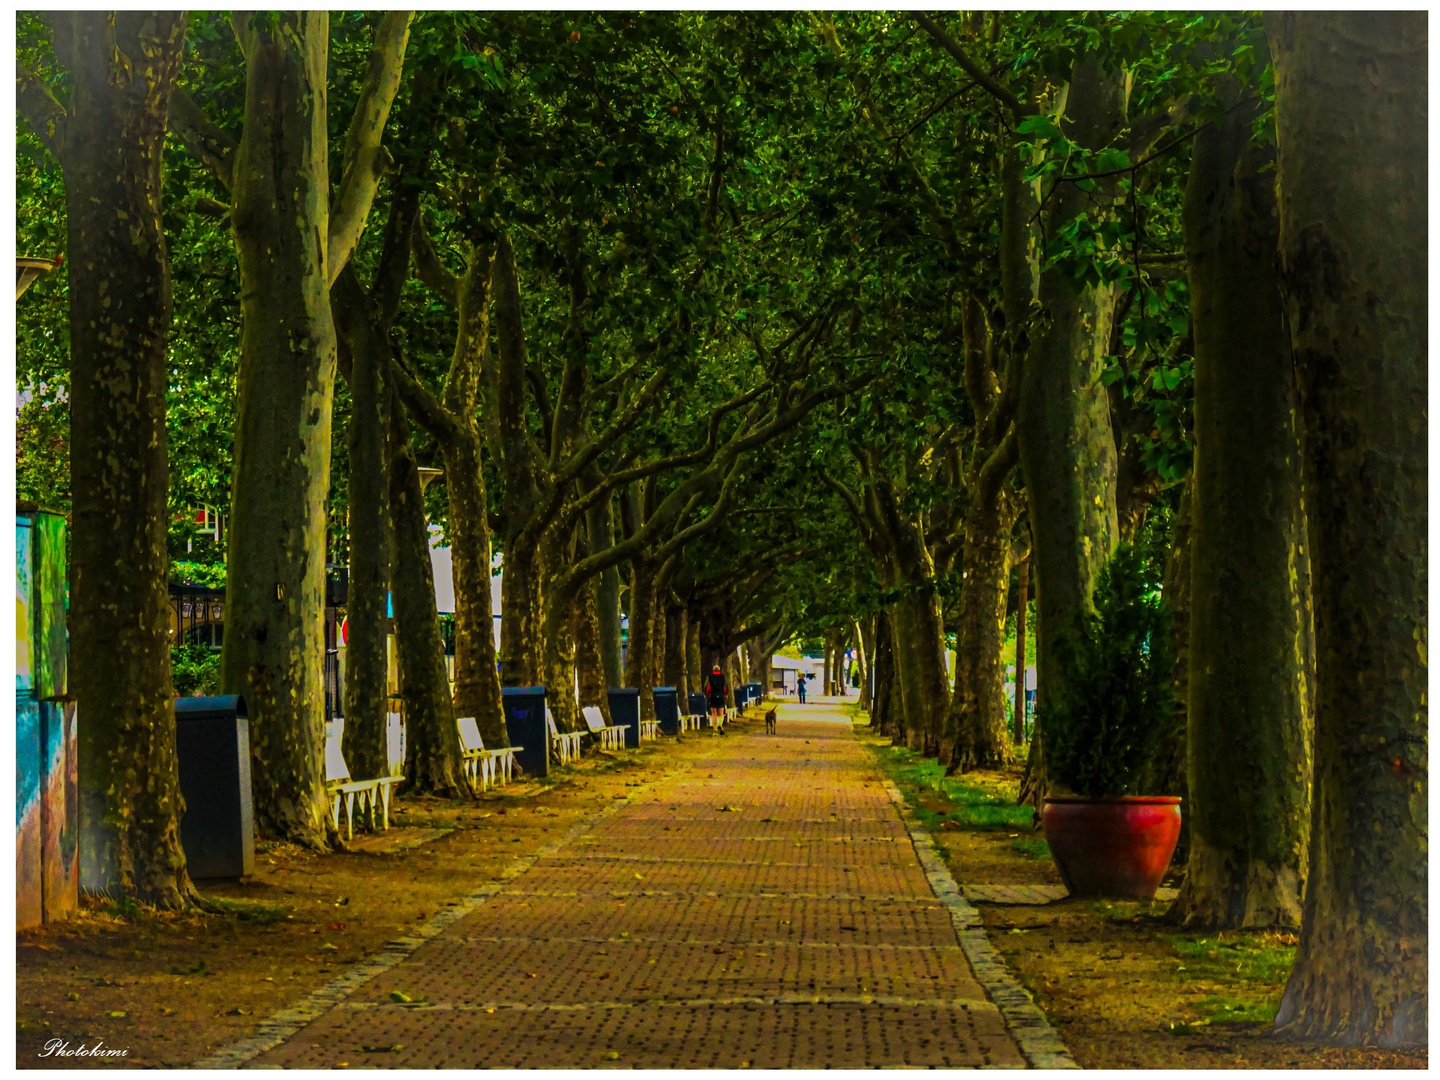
[1015,57,1126,748]
[389,400,467,796]
[685,617,703,701]
[945,497,1019,772]
[50,11,194,905]
[872,610,898,739]
[585,495,625,688]
[221,12,335,846]
[1171,93,1313,930]
[333,270,392,784]
[573,577,611,724]
[1012,556,1029,744]
[1267,11,1427,1048]
[625,559,657,726]
[664,604,689,698]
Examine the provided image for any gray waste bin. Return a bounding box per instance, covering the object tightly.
[175,695,254,879]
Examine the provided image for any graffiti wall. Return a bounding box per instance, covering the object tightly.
[16,511,76,930]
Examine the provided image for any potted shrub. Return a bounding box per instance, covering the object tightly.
[1041,542,1180,899]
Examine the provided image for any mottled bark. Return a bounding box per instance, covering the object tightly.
[1268,12,1427,1047]
[389,399,466,796]
[333,268,392,784]
[35,12,194,905]
[685,617,703,698]
[1170,92,1312,930]
[398,244,507,745]
[946,498,1019,772]
[664,603,688,699]
[625,559,658,726]
[585,495,625,688]
[220,13,335,846]
[573,577,610,724]
[1015,57,1127,789]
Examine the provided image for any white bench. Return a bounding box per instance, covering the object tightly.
[455,716,519,791]
[581,705,628,750]
[325,718,404,840]
[547,707,585,765]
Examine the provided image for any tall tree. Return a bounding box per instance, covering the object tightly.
[18,11,193,905]
[1170,86,1313,929]
[170,13,413,844]
[1267,11,1427,1047]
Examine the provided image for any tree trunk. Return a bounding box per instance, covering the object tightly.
[892,588,949,754]
[1015,56,1125,761]
[685,617,703,700]
[442,427,506,744]
[221,12,335,847]
[540,529,582,734]
[390,400,466,796]
[724,651,743,712]
[56,12,194,905]
[1170,92,1312,930]
[1012,556,1029,744]
[945,498,1018,772]
[822,635,833,697]
[498,541,546,688]
[851,619,869,711]
[573,577,610,723]
[586,495,625,688]
[335,277,392,784]
[872,610,898,738]
[625,559,657,726]
[1268,12,1427,1047]
[664,603,688,698]
[651,591,669,692]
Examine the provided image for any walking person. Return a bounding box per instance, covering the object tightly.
[706,664,728,724]
[797,673,807,704]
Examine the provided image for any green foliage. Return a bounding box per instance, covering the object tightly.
[172,643,222,697]
[1043,542,1174,797]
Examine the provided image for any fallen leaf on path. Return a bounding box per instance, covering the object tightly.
[106,1010,127,1019]
[716,805,742,812]
[330,922,346,931]
[601,1050,620,1060]
[223,1007,252,1017]
[320,942,339,951]
[360,1044,404,1053]
[335,897,350,906]
[65,992,80,1001]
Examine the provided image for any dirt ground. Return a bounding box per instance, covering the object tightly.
[862,729,1427,1071]
[16,729,721,1069]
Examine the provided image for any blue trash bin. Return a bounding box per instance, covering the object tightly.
[608,687,641,748]
[687,691,708,728]
[653,686,680,736]
[502,687,548,778]
[175,695,254,879]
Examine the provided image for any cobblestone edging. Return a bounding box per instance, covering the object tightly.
[192,766,688,1069]
[878,777,1080,1070]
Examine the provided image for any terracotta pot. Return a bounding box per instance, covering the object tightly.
[1041,796,1182,900]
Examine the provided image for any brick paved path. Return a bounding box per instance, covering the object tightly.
[242,701,1043,1068]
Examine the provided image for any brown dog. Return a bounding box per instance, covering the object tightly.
[765,707,777,734]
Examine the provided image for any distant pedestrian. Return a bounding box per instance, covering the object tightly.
[706,665,728,722]
[797,675,807,704]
